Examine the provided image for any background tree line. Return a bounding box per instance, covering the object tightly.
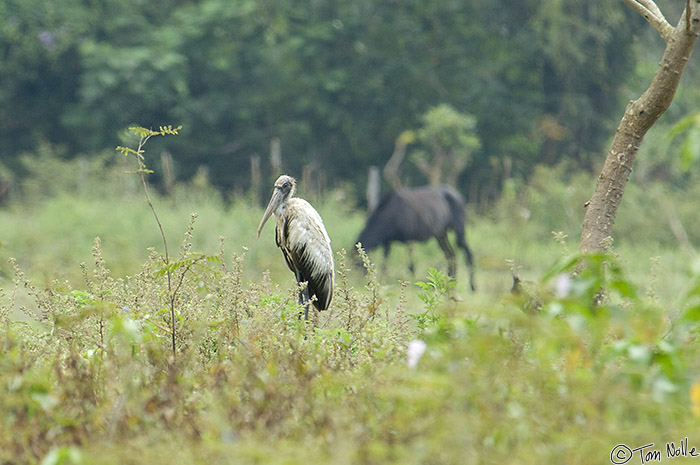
[1,0,697,205]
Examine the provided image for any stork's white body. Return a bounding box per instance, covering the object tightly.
[258,176,334,316]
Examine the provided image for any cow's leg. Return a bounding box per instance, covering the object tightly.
[436,234,456,278]
[455,231,476,291]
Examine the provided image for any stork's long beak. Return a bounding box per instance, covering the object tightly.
[257,188,283,238]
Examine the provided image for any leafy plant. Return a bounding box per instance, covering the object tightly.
[410,267,455,333]
[523,251,693,403]
[416,267,455,310]
[667,112,700,172]
[117,125,187,358]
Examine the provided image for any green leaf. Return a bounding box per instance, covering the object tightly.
[679,127,700,172]
[128,126,156,138]
[609,278,638,299]
[667,113,700,142]
[40,446,84,465]
[680,304,700,323]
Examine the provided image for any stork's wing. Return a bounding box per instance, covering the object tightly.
[292,241,333,310]
[276,200,334,310]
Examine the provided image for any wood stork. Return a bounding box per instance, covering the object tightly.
[257,175,334,319]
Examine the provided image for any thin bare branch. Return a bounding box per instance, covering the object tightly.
[638,0,669,22]
[621,0,673,41]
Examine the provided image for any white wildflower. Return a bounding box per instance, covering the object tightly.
[555,273,572,299]
[407,339,427,369]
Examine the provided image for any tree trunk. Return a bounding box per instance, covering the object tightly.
[383,130,415,190]
[579,1,700,253]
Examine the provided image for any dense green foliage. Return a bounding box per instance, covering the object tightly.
[2,0,645,198]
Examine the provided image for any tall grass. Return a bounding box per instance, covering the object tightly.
[2,156,700,463]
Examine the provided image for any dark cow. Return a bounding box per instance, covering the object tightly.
[356,185,475,290]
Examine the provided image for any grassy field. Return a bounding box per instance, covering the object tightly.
[2,156,700,464]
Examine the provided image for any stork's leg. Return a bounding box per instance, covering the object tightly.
[297,294,312,320]
[303,285,311,320]
[297,289,307,320]
[295,271,311,321]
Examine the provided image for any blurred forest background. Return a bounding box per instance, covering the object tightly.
[3,0,699,207]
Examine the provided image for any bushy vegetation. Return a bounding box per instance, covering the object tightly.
[2,151,700,464]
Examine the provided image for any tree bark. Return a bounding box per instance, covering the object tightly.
[579,1,700,253]
[383,130,415,190]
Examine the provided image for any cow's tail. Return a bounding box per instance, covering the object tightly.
[441,186,467,236]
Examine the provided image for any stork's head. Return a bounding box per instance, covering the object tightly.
[257,175,296,238]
